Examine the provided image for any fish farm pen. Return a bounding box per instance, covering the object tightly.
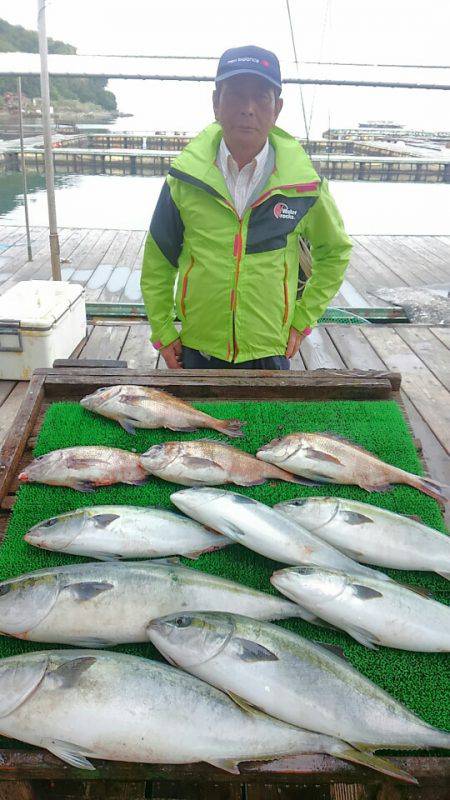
[1,132,450,181]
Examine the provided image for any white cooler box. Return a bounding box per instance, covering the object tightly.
[0,281,86,380]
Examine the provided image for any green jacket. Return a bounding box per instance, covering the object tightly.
[141,122,352,362]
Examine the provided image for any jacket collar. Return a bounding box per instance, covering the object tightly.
[169,122,320,201]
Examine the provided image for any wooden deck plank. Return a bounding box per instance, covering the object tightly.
[119,323,158,369]
[85,230,133,301]
[98,266,132,303]
[0,381,16,408]
[357,235,436,287]
[395,326,450,391]
[361,325,450,453]
[78,324,130,360]
[419,235,450,263]
[73,227,117,269]
[118,229,147,269]
[0,382,28,450]
[0,228,78,293]
[391,236,450,282]
[300,328,345,370]
[430,327,450,349]
[326,325,386,370]
[349,239,407,289]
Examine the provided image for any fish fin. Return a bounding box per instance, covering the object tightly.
[321,433,378,458]
[316,642,348,661]
[167,424,200,432]
[181,455,226,472]
[407,475,448,504]
[344,625,380,650]
[70,481,97,493]
[92,513,120,528]
[436,571,450,581]
[214,419,245,438]
[119,418,137,435]
[49,657,97,688]
[206,758,240,775]
[65,456,106,470]
[351,585,384,600]
[358,481,392,493]
[125,477,149,486]
[290,605,334,629]
[184,539,231,559]
[88,552,123,562]
[401,513,423,523]
[305,447,342,465]
[67,636,115,648]
[64,581,114,601]
[233,637,279,662]
[152,556,181,565]
[334,746,418,785]
[234,477,267,487]
[45,739,96,771]
[227,691,263,715]
[341,510,374,525]
[119,395,146,405]
[402,583,433,598]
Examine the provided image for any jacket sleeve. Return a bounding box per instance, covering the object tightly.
[140,178,184,347]
[291,179,352,332]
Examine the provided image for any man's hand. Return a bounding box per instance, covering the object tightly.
[285,326,308,359]
[160,338,183,369]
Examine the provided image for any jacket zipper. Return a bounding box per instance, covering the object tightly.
[180,256,195,318]
[172,171,319,362]
[231,221,244,361]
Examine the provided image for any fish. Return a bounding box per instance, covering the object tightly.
[24,505,231,561]
[80,385,244,437]
[171,488,389,582]
[274,496,450,580]
[256,433,447,502]
[147,610,450,777]
[0,561,312,647]
[140,440,305,487]
[18,446,148,493]
[0,649,414,778]
[271,566,450,651]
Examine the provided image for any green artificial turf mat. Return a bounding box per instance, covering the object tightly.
[1,398,449,754]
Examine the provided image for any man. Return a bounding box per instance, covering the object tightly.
[141,45,352,369]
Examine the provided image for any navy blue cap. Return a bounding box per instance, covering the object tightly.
[215,46,282,92]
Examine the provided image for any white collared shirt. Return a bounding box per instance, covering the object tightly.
[217,138,269,218]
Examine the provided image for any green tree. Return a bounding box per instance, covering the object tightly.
[0,18,117,111]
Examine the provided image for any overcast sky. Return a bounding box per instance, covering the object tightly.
[1,0,449,67]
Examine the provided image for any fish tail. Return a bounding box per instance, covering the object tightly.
[332,745,418,785]
[401,471,449,504]
[213,419,245,438]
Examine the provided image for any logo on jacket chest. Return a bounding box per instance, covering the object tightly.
[273,202,298,221]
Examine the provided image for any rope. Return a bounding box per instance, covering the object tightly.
[285,0,311,145]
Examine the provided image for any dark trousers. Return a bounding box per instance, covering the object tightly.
[182,346,290,370]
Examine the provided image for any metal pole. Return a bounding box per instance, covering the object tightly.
[37,0,61,280]
[17,77,33,262]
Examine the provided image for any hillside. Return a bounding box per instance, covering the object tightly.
[0,18,117,112]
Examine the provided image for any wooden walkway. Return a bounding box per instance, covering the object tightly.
[0,227,449,308]
[0,227,449,797]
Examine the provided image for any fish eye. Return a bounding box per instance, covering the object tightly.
[0,584,11,597]
[174,615,192,628]
[42,518,58,527]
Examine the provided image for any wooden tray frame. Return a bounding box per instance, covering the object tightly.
[0,366,448,794]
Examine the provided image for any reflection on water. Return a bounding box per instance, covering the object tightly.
[0,171,449,234]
